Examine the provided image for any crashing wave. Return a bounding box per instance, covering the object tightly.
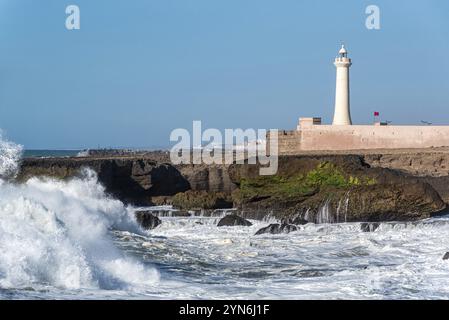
[0,130,23,179]
[0,132,159,291]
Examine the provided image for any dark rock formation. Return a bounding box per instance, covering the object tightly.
[289,217,309,225]
[18,157,238,207]
[364,153,449,178]
[362,152,449,204]
[229,155,446,222]
[443,252,449,260]
[18,157,190,205]
[18,153,448,223]
[172,190,233,210]
[171,211,191,217]
[150,196,173,206]
[217,214,252,227]
[134,211,161,230]
[255,223,298,235]
[360,222,380,232]
[177,164,237,194]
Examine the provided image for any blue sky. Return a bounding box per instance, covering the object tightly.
[0,0,448,149]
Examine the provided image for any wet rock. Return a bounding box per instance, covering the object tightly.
[146,209,190,218]
[290,217,309,225]
[135,210,161,230]
[217,214,252,227]
[177,164,237,194]
[360,222,380,232]
[255,223,298,235]
[18,157,190,206]
[443,252,449,260]
[172,190,233,210]
[18,154,447,222]
[171,210,191,217]
[150,196,173,206]
[229,156,446,222]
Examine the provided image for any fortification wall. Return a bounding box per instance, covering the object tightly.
[274,125,449,153]
[274,130,302,154]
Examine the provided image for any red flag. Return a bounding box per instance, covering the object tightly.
[374,112,380,117]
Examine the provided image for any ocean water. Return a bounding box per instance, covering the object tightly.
[23,150,82,158]
[2,135,449,299]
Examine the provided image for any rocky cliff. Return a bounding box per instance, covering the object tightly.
[363,152,449,203]
[18,157,190,205]
[228,155,445,222]
[17,152,449,222]
[18,157,236,206]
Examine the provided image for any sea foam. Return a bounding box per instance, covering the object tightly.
[0,133,159,291]
[0,130,23,178]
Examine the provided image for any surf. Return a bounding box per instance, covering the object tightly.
[0,132,159,292]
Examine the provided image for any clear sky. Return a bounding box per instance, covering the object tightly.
[0,0,448,149]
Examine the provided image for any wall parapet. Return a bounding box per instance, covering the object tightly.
[272,125,449,154]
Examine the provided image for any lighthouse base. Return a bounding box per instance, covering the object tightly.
[269,119,449,154]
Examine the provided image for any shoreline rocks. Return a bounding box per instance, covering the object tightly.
[255,223,298,235]
[172,190,233,210]
[17,153,449,223]
[360,222,380,232]
[288,217,309,225]
[135,211,161,230]
[217,214,252,227]
[229,156,446,223]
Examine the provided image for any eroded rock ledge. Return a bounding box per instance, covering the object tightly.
[228,155,445,222]
[17,153,449,222]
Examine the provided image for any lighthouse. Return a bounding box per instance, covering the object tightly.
[332,44,352,125]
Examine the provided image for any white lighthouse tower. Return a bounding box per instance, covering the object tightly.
[332,44,352,125]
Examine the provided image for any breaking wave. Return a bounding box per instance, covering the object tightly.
[0,133,159,292]
[0,130,23,178]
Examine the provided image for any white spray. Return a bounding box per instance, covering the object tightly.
[0,133,159,291]
[0,130,23,179]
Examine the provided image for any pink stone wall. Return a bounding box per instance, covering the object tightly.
[275,125,449,153]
